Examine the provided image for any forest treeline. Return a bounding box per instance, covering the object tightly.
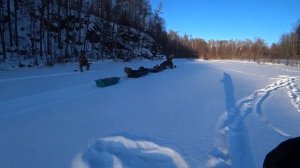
[163,22,300,65]
[0,0,300,66]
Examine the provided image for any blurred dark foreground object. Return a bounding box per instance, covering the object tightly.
[263,137,300,168]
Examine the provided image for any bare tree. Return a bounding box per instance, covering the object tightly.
[7,0,13,49]
[14,0,21,65]
[296,24,300,57]
[39,0,45,64]
[0,0,6,60]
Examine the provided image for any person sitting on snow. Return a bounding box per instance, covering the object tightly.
[160,54,174,69]
[79,51,90,72]
[149,64,164,73]
[124,66,149,78]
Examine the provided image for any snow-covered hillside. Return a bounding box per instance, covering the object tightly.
[1,1,162,65]
[1,59,300,168]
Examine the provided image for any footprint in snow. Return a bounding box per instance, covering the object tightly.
[72,136,189,168]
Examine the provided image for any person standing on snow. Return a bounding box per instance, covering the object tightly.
[79,51,90,72]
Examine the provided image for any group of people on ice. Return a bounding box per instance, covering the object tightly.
[78,50,175,77]
[124,54,175,78]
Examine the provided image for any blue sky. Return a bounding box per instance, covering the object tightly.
[150,0,300,45]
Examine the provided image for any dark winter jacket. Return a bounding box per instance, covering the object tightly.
[263,137,300,168]
[79,56,89,66]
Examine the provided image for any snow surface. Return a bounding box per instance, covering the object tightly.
[1,59,300,168]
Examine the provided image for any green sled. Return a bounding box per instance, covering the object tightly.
[95,77,120,87]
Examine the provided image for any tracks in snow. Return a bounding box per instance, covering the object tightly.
[286,77,300,112]
[237,75,299,137]
[0,70,96,83]
[208,74,300,168]
[0,82,96,121]
[72,136,189,168]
